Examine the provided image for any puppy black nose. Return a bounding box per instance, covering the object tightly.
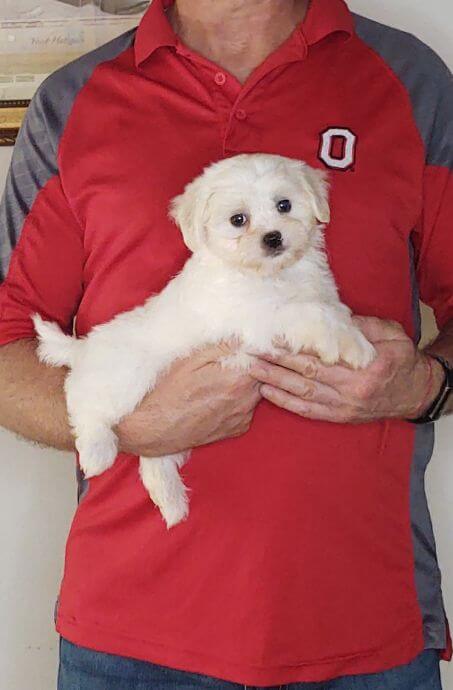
[262,231,283,250]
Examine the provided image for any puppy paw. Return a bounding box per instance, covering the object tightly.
[76,428,118,478]
[279,315,341,364]
[220,352,256,371]
[311,338,341,366]
[338,326,376,370]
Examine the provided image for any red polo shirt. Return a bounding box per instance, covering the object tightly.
[0,0,452,684]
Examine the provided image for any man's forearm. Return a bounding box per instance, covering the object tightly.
[0,339,75,451]
[424,318,453,416]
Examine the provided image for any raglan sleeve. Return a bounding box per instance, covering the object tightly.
[412,51,453,330]
[0,83,84,345]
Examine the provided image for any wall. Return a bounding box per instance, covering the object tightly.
[0,1,452,687]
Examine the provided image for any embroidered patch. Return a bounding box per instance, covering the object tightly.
[318,127,357,171]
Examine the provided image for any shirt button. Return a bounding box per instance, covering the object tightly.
[235,109,247,121]
[214,72,226,86]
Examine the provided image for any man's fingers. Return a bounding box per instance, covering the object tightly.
[249,360,341,405]
[260,384,351,422]
[352,315,406,343]
[251,351,354,388]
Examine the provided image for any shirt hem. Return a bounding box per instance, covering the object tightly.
[56,613,426,685]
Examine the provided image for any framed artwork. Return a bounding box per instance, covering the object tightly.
[0,0,149,145]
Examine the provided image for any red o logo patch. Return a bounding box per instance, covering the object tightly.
[319,128,357,171]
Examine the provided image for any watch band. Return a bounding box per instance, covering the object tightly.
[408,354,453,424]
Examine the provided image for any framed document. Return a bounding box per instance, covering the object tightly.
[0,0,149,145]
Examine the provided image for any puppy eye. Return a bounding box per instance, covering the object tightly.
[230,213,248,228]
[276,199,292,213]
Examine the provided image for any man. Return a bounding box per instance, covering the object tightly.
[0,0,452,688]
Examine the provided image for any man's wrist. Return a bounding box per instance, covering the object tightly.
[424,352,453,418]
[406,353,445,421]
[115,413,161,457]
[116,412,188,458]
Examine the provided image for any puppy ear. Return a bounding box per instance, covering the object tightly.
[302,165,331,225]
[169,177,212,253]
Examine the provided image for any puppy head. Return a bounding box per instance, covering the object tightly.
[169,153,330,274]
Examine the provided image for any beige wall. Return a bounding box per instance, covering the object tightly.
[0,1,452,687]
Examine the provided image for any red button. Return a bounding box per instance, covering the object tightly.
[235,109,247,121]
[214,72,226,86]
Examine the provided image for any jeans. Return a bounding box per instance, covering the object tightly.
[58,638,442,690]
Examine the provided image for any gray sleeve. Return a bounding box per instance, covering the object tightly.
[354,13,453,169]
[0,89,59,282]
[0,27,136,282]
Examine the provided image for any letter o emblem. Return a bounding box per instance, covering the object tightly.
[319,128,357,171]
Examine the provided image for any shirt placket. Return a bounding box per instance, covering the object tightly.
[175,31,307,158]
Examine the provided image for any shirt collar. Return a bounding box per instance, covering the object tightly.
[134,0,176,67]
[301,0,354,47]
[134,0,354,68]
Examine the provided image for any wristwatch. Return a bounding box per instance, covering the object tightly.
[408,354,453,424]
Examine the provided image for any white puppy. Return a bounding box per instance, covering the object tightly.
[33,154,375,528]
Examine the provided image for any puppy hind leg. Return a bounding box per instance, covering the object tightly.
[139,453,190,529]
[74,422,119,478]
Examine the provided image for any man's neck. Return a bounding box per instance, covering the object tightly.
[168,0,310,83]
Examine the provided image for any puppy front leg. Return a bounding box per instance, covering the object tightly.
[277,303,375,369]
[139,453,190,529]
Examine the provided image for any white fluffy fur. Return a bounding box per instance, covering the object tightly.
[33,154,376,528]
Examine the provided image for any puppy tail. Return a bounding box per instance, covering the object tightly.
[32,313,79,368]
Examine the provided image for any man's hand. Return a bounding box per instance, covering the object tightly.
[248,316,445,424]
[117,342,262,457]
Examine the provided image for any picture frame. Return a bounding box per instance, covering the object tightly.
[0,99,30,146]
[0,0,149,145]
